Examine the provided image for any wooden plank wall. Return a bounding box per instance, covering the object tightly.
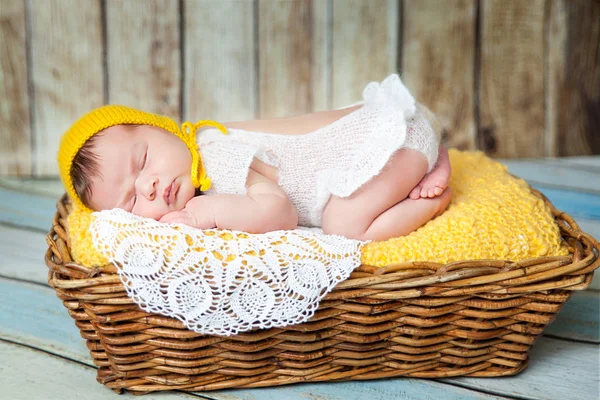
[0,0,598,177]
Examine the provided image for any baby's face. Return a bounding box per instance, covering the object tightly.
[88,124,196,220]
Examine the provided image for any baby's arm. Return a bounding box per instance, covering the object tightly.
[160,169,298,233]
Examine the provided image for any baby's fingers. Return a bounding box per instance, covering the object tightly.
[159,211,195,225]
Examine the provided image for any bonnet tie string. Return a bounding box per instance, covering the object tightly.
[181,120,228,192]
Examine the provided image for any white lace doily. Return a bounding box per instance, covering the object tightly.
[91,209,365,336]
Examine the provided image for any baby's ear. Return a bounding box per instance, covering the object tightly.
[71,134,102,208]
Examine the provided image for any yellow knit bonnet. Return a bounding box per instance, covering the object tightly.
[57,105,227,211]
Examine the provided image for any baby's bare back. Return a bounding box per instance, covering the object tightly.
[223,105,362,136]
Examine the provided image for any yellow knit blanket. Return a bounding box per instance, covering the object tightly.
[67,149,568,268]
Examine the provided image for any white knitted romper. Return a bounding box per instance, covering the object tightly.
[197,74,440,227]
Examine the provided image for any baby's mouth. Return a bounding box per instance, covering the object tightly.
[163,180,178,206]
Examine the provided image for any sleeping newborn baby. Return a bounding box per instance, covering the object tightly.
[58,74,451,241]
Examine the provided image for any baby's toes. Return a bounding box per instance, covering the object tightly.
[422,187,436,198]
[434,186,444,196]
[409,186,422,200]
[436,179,448,190]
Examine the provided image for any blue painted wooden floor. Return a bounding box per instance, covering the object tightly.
[0,156,598,400]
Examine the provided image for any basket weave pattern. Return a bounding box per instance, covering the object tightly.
[45,190,600,394]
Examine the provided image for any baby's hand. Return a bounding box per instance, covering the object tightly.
[159,210,197,226]
[159,203,217,230]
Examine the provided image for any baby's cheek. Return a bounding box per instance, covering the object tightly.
[179,185,196,210]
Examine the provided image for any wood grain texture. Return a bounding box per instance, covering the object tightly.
[402,0,476,150]
[445,337,599,400]
[0,279,91,364]
[547,0,600,157]
[0,343,504,400]
[0,186,56,232]
[527,184,600,219]
[106,0,180,118]
[29,0,104,177]
[0,341,114,400]
[479,0,546,158]
[331,0,399,108]
[548,156,600,169]
[545,0,567,157]
[0,176,64,197]
[183,0,256,122]
[258,0,329,118]
[311,0,331,112]
[210,376,510,400]
[0,0,31,176]
[0,225,49,284]
[0,341,195,399]
[546,290,599,342]
[501,159,600,194]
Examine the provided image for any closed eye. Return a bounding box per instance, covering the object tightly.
[140,149,148,170]
[133,151,146,211]
[130,147,147,212]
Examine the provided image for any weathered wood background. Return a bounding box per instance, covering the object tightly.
[1,0,599,177]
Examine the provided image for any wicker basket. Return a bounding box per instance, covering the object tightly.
[45,189,600,395]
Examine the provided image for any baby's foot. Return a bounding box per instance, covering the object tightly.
[409,146,451,199]
[409,173,447,199]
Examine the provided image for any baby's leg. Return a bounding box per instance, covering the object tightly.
[409,145,451,199]
[363,187,452,241]
[322,148,429,240]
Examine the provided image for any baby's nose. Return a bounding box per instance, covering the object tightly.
[145,177,158,201]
